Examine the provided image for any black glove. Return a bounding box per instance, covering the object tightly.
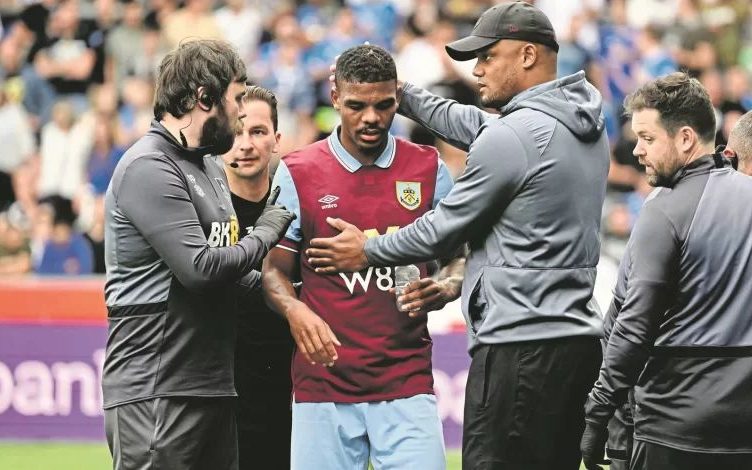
[580,421,610,470]
[253,187,296,244]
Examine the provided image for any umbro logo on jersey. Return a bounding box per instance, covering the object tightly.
[318,194,339,209]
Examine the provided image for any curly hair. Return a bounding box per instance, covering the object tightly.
[334,44,397,85]
[154,39,247,120]
[624,72,716,143]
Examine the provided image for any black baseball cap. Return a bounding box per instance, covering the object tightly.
[446,2,559,61]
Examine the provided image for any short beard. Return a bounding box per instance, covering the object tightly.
[647,173,671,187]
[199,104,235,155]
[648,147,683,187]
[481,94,512,109]
[480,67,518,109]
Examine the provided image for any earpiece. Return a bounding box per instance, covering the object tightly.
[198,92,213,111]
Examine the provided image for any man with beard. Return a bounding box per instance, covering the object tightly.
[101,40,295,470]
[262,44,460,469]
[581,73,752,469]
[591,110,752,470]
[219,85,294,470]
[307,3,609,468]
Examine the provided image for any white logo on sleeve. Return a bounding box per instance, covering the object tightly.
[318,194,339,209]
[186,174,205,198]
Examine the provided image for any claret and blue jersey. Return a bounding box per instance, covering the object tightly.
[272,128,452,403]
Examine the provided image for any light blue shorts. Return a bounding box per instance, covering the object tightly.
[291,394,446,470]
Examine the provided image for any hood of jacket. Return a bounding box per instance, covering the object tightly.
[500,71,605,142]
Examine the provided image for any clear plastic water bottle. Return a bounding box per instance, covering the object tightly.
[394,264,421,311]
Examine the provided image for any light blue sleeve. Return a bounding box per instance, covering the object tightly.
[432,158,454,209]
[271,161,302,243]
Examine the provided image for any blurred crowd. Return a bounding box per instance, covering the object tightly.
[0,0,750,276]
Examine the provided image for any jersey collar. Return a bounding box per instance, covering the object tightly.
[327,126,395,173]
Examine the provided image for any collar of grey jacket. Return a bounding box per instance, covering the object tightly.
[666,154,733,188]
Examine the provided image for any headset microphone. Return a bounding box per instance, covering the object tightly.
[229,160,239,168]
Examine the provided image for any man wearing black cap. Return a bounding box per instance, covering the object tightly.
[306,2,610,469]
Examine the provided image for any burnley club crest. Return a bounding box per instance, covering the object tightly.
[396,181,421,210]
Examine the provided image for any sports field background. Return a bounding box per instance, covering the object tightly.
[0,442,461,470]
[0,442,598,469]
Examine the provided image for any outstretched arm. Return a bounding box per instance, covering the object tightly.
[117,155,293,290]
[307,122,528,271]
[399,82,495,151]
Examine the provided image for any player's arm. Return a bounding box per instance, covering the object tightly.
[585,204,679,428]
[399,82,495,151]
[117,154,292,290]
[365,122,527,266]
[307,123,527,271]
[263,248,340,366]
[262,159,339,366]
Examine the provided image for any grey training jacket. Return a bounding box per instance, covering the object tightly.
[365,71,609,350]
[586,156,752,453]
[102,121,277,408]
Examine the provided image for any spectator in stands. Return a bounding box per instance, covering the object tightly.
[34,0,98,114]
[130,20,166,81]
[86,117,123,196]
[162,0,222,49]
[74,187,106,274]
[105,0,147,92]
[214,0,263,64]
[555,13,600,81]
[0,25,56,128]
[37,100,92,201]
[34,196,93,276]
[0,206,32,275]
[13,2,51,65]
[670,0,717,77]
[144,0,178,30]
[634,24,677,85]
[297,0,339,44]
[117,76,154,146]
[723,66,752,112]
[254,14,317,156]
[348,0,398,49]
[0,83,36,211]
[305,7,367,98]
[598,0,638,115]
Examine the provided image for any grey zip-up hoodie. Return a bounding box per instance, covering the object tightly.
[365,71,609,350]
